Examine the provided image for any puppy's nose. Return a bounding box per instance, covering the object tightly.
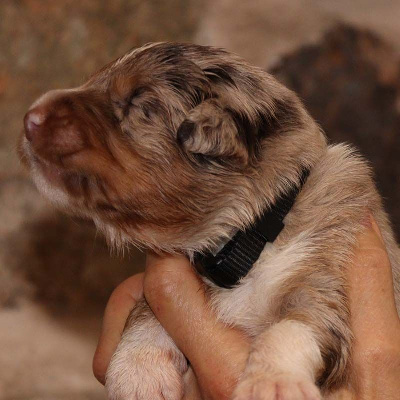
[24,107,47,142]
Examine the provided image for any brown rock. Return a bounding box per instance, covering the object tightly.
[271,25,400,239]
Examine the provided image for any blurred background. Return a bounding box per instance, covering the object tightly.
[1,1,399,399]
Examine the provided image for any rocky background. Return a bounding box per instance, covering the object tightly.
[1,1,399,399]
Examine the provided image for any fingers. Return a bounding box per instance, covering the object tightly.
[93,273,144,385]
[144,253,250,400]
[348,215,400,397]
[348,215,399,347]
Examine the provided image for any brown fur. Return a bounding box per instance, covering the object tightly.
[20,42,400,399]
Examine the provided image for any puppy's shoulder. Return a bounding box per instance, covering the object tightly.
[305,143,378,209]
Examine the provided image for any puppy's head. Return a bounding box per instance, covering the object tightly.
[19,43,324,252]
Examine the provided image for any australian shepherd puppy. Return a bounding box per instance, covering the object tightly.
[20,43,400,400]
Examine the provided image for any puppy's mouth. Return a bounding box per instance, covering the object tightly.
[36,155,83,193]
[21,139,120,217]
[21,136,82,192]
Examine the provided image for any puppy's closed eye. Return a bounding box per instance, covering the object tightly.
[111,86,149,120]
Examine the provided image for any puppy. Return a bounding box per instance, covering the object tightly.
[20,42,400,399]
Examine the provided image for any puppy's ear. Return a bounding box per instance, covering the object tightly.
[177,99,250,167]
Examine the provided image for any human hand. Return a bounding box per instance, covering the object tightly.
[92,254,248,400]
[343,216,400,399]
[93,216,400,399]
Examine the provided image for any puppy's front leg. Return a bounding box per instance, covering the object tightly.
[106,299,188,400]
[233,320,323,400]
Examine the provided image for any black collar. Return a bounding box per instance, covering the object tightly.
[194,168,310,288]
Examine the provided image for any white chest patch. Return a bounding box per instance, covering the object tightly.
[208,233,313,337]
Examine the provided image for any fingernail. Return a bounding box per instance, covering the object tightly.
[359,211,372,228]
[370,215,384,242]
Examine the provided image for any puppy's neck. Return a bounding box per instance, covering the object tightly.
[194,166,311,287]
[187,122,327,258]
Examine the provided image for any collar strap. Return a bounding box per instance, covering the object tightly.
[194,168,310,288]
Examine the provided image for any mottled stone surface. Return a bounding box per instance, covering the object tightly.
[1,1,400,399]
[271,25,400,239]
[0,301,105,399]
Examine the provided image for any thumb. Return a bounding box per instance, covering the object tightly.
[144,252,249,400]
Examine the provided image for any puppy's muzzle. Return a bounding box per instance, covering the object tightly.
[23,91,86,166]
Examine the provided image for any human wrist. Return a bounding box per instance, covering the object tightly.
[352,346,400,399]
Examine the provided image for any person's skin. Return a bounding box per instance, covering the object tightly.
[93,216,400,399]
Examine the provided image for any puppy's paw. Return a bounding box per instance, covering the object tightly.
[232,373,321,400]
[105,347,185,400]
